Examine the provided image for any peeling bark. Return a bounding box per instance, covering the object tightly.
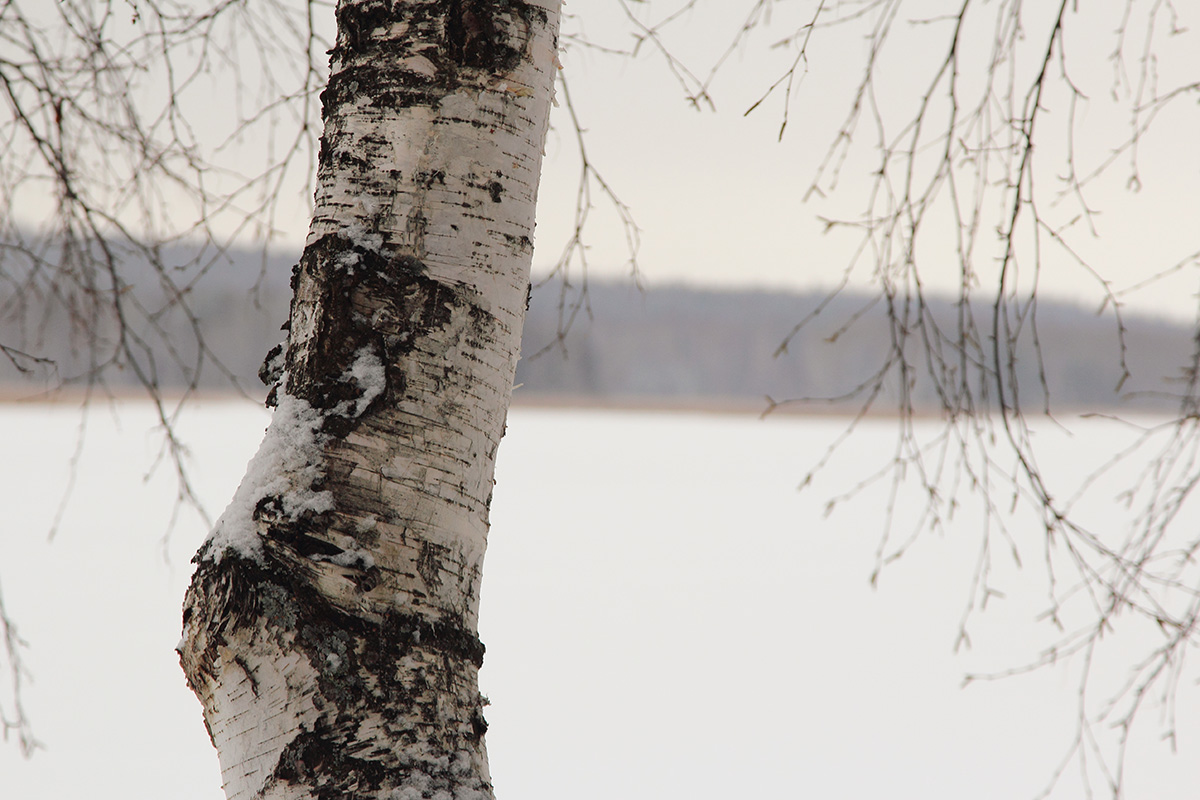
[180,2,560,797]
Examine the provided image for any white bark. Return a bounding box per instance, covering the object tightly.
[180,2,561,797]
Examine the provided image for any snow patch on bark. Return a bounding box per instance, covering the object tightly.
[381,775,489,800]
[332,346,387,419]
[308,547,376,571]
[344,218,384,253]
[203,390,333,563]
[202,347,383,563]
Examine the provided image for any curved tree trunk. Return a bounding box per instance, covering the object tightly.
[179,2,560,797]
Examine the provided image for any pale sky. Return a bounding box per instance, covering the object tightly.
[15,1,1200,320]
[528,2,1200,320]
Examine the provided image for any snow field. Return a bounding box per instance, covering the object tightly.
[0,401,1195,799]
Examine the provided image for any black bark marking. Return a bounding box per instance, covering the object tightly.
[233,655,260,697]
[467,708,488,742]
[251,496,346,570]
[321,0,546,121]
[273,526,344,561]
[414,168,447,188]
[259,342,285,387]
[272,719,390,797]
[445,0,528,75]
[416,540,447,589]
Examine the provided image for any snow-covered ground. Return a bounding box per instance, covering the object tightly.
[0,400,1196,799]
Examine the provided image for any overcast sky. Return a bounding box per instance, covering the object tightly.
[16,1,1200,320]
[527,2,1200,320]
[248,0,1200,319]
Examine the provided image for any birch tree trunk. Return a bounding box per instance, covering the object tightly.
[179,2,560,797]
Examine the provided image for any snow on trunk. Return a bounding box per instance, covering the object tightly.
[179,2,561,798]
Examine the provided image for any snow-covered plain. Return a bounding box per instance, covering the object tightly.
[1,400,1196,799]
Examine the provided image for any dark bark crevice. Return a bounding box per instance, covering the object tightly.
[324,0,545,123]
[183,548,490,796]
[331,0,546,75]
[283,234,498,436]
[188,546,485,669]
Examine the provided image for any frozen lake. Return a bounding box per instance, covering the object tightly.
[0,400,1195,799]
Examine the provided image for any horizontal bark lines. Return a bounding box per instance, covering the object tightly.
[182,553,491,799]
[182,1,560,798]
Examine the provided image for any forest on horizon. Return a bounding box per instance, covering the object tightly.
[0,243,1192,414]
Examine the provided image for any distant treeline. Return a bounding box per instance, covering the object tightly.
[519,280,1194,414]
[1,243,1194,413]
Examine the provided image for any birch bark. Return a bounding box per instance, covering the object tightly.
[178,2,561,798]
